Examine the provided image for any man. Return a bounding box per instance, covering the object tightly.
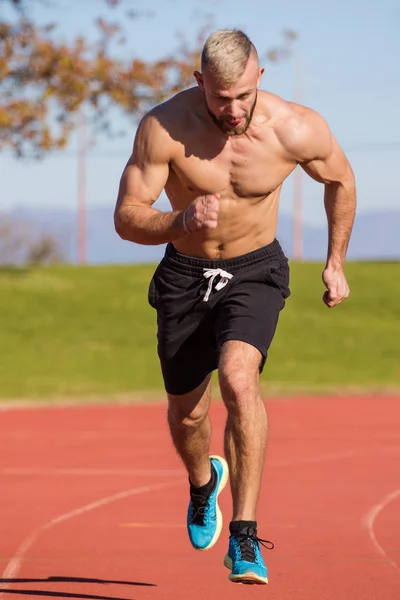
[114,29,356,585]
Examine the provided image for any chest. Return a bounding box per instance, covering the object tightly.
[171,134,296,197]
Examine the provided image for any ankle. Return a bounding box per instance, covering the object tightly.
[190,461,216,498]
[229,520,257,536]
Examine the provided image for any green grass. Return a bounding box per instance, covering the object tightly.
[264,261,400,394]
[0,261,399,401]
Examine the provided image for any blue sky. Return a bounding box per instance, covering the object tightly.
[2,0,400,225]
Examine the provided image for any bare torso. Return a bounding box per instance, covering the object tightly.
[160,88,298,259]
[116,73,355,308]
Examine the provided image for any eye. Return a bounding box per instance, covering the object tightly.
[238,93,250,100]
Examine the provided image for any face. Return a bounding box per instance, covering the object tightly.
[195,55,264,136]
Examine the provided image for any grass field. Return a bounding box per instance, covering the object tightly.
[0,261,399,401]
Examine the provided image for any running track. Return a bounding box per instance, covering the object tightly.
[1,395,399,600]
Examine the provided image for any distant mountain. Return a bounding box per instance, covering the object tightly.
[3,205,399,264]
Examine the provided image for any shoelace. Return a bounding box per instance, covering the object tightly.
[202,268,233,302]
[190,493,209,526]
[235,533,275,562]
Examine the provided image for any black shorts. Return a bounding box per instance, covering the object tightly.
[148,239,290,396]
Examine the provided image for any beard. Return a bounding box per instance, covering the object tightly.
[206,93,257,136]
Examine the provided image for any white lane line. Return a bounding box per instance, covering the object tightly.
[2,445,400,594]
[0,452,363,479]
[0,479,183,596]
[363,488,400,576]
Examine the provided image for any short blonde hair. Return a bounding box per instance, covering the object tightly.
[201,30,257,84]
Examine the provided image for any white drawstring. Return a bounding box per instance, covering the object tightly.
[202,268,233,302]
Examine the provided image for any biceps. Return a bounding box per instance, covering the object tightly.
[301,139,354,186]
[117,160,169,211]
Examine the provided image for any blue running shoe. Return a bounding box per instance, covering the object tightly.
[187,455,229,551]
[223,525,274,584]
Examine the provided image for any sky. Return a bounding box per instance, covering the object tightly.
[1,0,400,226]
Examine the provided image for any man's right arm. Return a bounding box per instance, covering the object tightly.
[114,112,186,246]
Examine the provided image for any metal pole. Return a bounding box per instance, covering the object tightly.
[293,53,303,261]
[77,112,87,265]
[293,166,303,261]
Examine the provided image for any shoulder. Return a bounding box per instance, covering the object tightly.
[134,88,201,158]
[270,98,333,162]
[138,88,200,136]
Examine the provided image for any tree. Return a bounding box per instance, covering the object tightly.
[0,0,296,158]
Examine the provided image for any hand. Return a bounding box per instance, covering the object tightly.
[182,193,220,233]
[322,265,350,308]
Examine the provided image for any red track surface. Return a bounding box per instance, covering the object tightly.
[1,395,400,599]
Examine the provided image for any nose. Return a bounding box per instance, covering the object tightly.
[227,100,240,117]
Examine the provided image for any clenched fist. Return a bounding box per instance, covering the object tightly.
[182,193,220,233]
[322,265,350,308]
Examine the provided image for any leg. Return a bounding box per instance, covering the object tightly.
[218,340,267,521]
[167,374,212,487]
[168,373,229,551]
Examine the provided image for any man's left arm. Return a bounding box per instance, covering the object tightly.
[293,109,357,308]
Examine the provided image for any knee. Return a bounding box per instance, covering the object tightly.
[168,401,208,431]
[219,367,257,410]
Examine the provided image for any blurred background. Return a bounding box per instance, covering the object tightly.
[0,0,399,401]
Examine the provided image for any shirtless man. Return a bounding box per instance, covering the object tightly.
[114,29,356,585]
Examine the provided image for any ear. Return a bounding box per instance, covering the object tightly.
[257,67,265,87]
[194,70,204,90]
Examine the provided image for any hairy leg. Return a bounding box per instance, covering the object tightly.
[167,374,212,487]
[218,341,267,521]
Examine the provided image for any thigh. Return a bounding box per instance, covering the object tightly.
[215,261,290,369]
[218,340,262,385]
[159,312,218,396]
[150,261,207,360]
[215,282,283,362]
[219,339,262,372]
[149,261,218,395]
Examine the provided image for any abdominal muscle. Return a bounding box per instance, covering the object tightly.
[171,188,281,260]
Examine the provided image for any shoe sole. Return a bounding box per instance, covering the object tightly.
[223,554,268,585]
[196,455,229,551]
